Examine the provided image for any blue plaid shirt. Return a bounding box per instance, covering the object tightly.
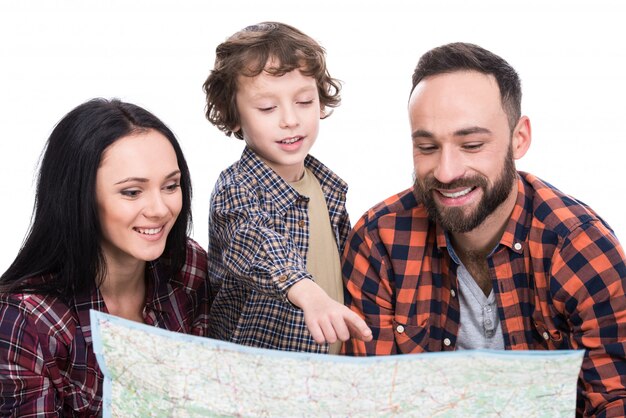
[207,147,350,352]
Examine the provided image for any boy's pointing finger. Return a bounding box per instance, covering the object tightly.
[346,312,373,342]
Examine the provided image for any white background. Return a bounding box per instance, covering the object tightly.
[1,0,625,272]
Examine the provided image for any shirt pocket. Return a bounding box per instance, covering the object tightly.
[392,319,430,354]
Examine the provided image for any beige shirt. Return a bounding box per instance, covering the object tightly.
[290,168,343,353]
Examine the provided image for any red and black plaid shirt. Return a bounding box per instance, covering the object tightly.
[342,172,626,417]
[0,239,210,417]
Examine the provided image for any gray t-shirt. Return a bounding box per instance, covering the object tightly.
[455,261,505,350]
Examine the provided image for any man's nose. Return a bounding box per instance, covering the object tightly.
[433,147,465,184]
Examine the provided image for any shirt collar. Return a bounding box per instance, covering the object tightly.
[73,259,167,344]
[73,285,106,345]
[238,147,347,213]
[144,258,172,312]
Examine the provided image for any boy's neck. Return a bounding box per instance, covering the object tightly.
[257,153,306,182]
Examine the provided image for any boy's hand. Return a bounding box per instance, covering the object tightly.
[287,279,373,345]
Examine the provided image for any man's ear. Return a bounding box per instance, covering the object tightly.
[511,116,531,160]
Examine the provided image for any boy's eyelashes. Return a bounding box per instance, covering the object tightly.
[256,100,315,112]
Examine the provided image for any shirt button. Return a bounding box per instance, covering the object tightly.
[278,275,288,282]
[542,331,550,341]
[450,289,456,297]
[396,325,405,334]
[443,338,451,347]
[513,242,522,251]
[298,220,306,227]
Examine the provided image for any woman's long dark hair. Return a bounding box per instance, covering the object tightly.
[0,98,192,301]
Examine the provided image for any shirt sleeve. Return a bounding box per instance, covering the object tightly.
[180,239,212,337]
[551,221,626,417]
[341,214,398,356]
[209,182,312,302]
[0,299,60,416]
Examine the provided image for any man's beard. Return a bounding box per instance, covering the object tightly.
[413,146,517,233]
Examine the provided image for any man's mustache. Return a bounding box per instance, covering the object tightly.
[416,175,488,191]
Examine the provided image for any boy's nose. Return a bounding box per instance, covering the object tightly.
[279,106,300,128]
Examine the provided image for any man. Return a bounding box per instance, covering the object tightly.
[342,42,626,417]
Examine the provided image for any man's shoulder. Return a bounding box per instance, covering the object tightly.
[522,172,614,238]
[355,187,430,232]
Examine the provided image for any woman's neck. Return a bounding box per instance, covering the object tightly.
[99,255,147,323]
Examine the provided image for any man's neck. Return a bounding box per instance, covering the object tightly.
[450,184,518,256]
[449,184,519,296]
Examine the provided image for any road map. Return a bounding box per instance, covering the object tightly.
[91,310,584,417]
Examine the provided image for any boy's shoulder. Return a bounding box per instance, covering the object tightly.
[213,147,286,194]
[213,150,259,189]
[212,147,347,200]
[210,148,300,214]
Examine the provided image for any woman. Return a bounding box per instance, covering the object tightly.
[0,99,210,416]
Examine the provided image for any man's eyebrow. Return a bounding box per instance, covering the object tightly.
[114,170,180,185]
[412,126,492,140]
[454,126,492,136]
[411,129,434,139]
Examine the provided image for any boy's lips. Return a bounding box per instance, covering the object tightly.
[277,135,304,145]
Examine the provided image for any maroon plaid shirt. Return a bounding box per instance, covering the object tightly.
[343,172,626,417]
[0,239,210,417]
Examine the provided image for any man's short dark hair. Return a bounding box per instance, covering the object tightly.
[411,42,522,130]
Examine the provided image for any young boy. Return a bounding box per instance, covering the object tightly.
[203,22,371,353]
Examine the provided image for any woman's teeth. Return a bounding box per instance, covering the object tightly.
[135,227,163,235]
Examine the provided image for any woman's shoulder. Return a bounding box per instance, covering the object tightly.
[184,238,208,270]
[185,238,207,257]
[167,238,208,289]
[0,287,77,341]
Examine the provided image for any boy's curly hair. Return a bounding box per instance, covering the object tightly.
[203,22,341,140]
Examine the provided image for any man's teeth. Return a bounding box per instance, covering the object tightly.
[281,137,301,144]
[440,187,473,198]
[136,227,163,235]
